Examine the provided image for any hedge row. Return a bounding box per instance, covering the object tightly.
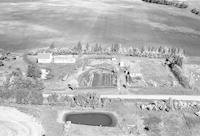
[46,92,120,108]
[142,0,188,9]
[46,93,100,108]
[0,88,43,105]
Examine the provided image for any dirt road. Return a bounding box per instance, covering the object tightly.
[100,94,200,101]
[43,90,200,101]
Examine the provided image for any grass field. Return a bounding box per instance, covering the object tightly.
[0,0,200,56]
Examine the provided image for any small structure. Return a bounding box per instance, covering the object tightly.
[37,53,53,63]
[41,69,50,79]
[53,55,76,64]
[119,61,125,67]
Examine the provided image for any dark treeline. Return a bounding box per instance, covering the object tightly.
[141,0,188,9]
[33,42,185,59]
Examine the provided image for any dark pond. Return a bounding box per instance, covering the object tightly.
[63,112,117,127]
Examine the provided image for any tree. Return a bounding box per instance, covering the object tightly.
[111,43,120,53]
[93,43,99,53]
[47,93,58,104]
[1,66,44,105]
[158,46,164,53]
[49,42,55,49]
[27,64,41,79]
[98,44,103,53]
[86,43,90,53]
[15,88,43,104]
[27,90,43,104]
[77,41,82,53]
[128,47,132,56]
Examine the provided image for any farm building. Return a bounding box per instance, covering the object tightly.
[53,55,76,63]
[37,53,53,63]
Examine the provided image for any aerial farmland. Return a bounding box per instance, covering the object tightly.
[0,0,200,136]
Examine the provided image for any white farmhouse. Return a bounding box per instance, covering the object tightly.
[37,53,53,63]
[53,55,76,63]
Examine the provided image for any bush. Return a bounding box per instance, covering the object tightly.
[9,77,44,91]
[27,91,43,105]
[191,8,200,15]
[47,93,58,104]
[171,65,191,89]
[0,88,14,99]
[27,64,41,79]
[166,55,184,68]
[15,89,43,105]
[1,69,44,105]
[73,93,100,108]
[15,89,29,104]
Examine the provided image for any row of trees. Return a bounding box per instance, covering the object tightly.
[32,42,185,59]
[142,0,188,8]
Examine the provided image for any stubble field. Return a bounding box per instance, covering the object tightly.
[0,0,200,56]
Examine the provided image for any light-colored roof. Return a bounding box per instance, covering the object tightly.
[53,55,74,58]
[38,53,52,59]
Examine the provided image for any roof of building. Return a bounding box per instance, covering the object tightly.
[38,53,52,59]
[53,55,76,58]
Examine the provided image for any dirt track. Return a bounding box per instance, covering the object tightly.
[100,94,200,101]
[0,106,44,136]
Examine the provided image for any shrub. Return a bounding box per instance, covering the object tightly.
[27,64,41,79]
[15,89,30,104]
[73,92,100,108]
[191,8,200,15]
[47,93,59,104]
[2,69,44,105]
[171,65,191,89]
[27,91,43,105]
[15,89,43,105]
[0,88,14,99]
[166,55,184,68]
[9,77,44,91]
